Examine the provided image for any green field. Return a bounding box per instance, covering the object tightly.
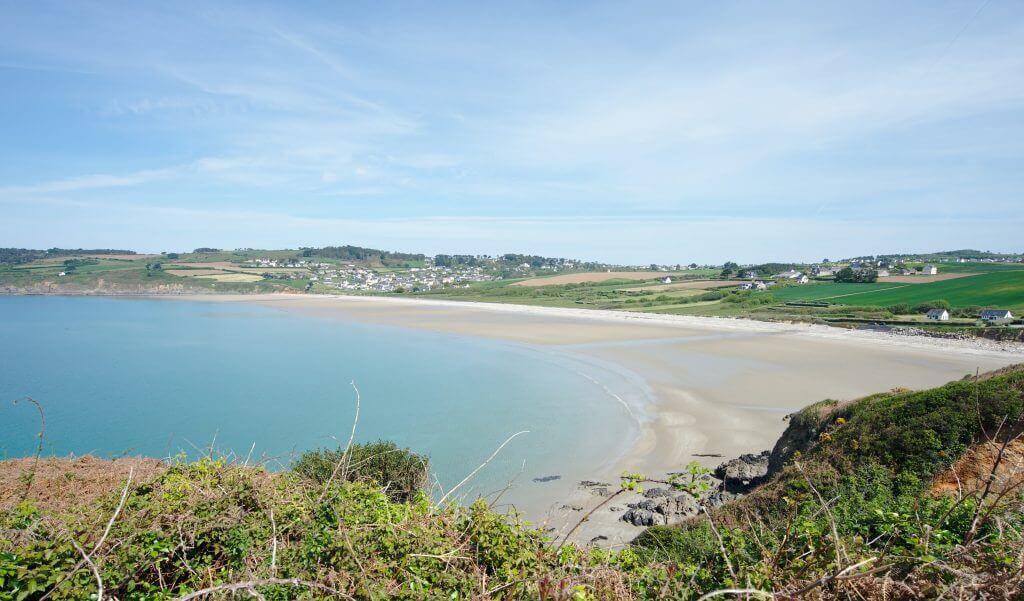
[773,271,1024,311]
[770,282,906,302]
[909,261,1024,273]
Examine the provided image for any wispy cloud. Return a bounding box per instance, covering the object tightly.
[1,1,1022,258]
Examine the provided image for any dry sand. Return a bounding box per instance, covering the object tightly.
[190,293,1024,545]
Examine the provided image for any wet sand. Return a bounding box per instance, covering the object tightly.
[191,294,1024,545]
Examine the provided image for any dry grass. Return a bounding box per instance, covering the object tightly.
[619,280,737,292]
[86,254,160,260]
[195,273,265,282]
[0,455,163,514]
[513,272,677,287]
[168,262,239,270]
[165,269,230,277]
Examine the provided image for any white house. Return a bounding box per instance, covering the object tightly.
[926,308,950,321]
[776,269,803,280]
[876,269,890,278]
[797,275,809,284]
[980,309,1014,324]
[662,277,673,284]
[922,264,938,275]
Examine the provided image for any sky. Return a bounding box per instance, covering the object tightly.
[1,1,1022,264]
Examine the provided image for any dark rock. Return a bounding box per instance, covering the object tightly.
[705,490,742,509]
[580,480,611,488]
[589,535,609,544]
[622,493,700,526]
[643,487,672,499]
[560,504,583,511]
[532,475,561,483]
[714,450,770,493]
[621,507,665,527]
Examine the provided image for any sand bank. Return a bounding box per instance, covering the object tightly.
[190,294,1024,544]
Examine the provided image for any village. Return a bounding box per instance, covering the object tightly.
[242,256,498,292]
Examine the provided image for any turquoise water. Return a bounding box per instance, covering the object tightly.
[0,296,637,509]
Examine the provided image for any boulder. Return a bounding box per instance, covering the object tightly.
[621,507,665,527]
[714,451,770,493]
[621,493,699,526]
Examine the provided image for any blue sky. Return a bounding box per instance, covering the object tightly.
[1,1,1022,263]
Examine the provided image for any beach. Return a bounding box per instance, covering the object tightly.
[189,293,1024,544]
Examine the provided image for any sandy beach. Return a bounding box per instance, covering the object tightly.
[190,293,1024,544]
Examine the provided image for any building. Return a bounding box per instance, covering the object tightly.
[926,308,949,321]
[796,275,809,284]
[922,264,938,275]
[876,269,890,278]
[662,277,673,284]
[980,309,1014,324]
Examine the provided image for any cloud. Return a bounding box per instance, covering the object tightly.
[1,2,1022,257]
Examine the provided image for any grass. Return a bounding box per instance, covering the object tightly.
[910,261,1024,274]
[769,282,906,302]
[767,271,1024,311]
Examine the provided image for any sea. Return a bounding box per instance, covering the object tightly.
[0,296,642,515]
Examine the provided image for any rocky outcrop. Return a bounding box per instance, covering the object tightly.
[621,489,700,526]
[714,451,770,493]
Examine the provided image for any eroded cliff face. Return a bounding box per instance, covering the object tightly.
[766,398,848,477]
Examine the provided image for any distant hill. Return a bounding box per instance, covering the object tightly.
[0,248,136,265]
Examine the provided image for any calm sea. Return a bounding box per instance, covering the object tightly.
[0,296,639,513]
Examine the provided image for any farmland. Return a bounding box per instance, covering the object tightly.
[773,271,1024,312]
[512,270,718,286]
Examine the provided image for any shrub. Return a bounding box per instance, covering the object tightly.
[911,299,950,312]
[292,440,429,502]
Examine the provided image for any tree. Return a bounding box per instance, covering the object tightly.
[834,267,877,283]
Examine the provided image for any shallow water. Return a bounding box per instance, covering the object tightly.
[0,296,639,513]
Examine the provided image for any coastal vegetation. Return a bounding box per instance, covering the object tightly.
[1,246,1022,338]
[2,366,1022,599]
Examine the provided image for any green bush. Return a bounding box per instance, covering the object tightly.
[911,299,951,312]
[292,440,429,502]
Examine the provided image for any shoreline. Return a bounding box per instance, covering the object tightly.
[8,288,1023,355]
[13,292,1024,544]
[163,293,1024,544]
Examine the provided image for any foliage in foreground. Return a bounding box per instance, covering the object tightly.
[291,440,430,503]
[1,367,1023,599]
